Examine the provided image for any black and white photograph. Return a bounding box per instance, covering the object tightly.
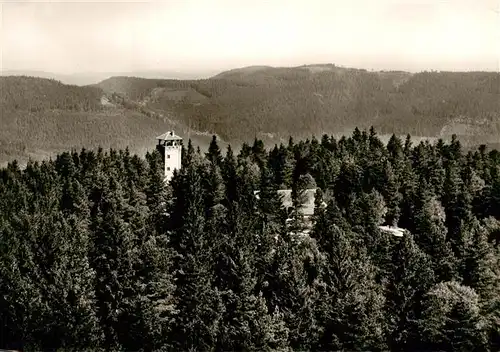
[0,0,499,350]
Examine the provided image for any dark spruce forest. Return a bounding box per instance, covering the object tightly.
[1,130,500,351]
[0,65,500,351]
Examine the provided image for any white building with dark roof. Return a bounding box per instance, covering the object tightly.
[253,188,321,217]
[156,131,183,182]
[254,188,405,238]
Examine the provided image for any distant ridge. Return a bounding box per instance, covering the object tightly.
[96,65,499,144]
[1,64,499,164]
[211,63,365,79]
[0,69,217,86]
[211,65,275,79]
[0,70,107,86]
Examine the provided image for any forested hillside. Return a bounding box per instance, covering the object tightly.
[1,66,500,165]
[0,76,213,165]
[1,128,499,351]
[97,65,500,144]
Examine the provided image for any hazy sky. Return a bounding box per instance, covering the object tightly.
[1,0,499,75]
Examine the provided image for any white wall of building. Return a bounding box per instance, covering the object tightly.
[164,144,182,181]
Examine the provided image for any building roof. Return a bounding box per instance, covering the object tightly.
[278,189,317,216]
[254,188,319,216]
[378,225,405,237]
[156,131,183,141]
[253,189,406,238]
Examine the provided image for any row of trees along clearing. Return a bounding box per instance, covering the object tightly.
[0,127,499,351]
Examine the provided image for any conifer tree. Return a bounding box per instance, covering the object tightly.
[124,171,175,351]
[202,160,225,217]
[481,166,500,218]
[168,161,223,350]
[222,145,239,205]
[311,198,349,255]
[385,233,435,351]
[212,201,290,351]
[442,161,474,254]
[263,233,323,350]
[403,134,412,153]
[256,165,285,235]
[418,281,489,351]
[314,205,387,351]
[35,212,102,350]
[0,207,101,350]
[271,144,294,189]
[288,173,314,237]
[88,175,140,350]
[387,134,404,163]
[460,220,500,350]
[428,154,446,197]
[206,135,223,166]
[369,126,384,153]
[235,156,260,211]
[0,212,48,351]
[60,176,87,214]
[397,155,418,231]
[334,159,363,209]
[382,160,402,226]
[251,137,267,168]
[182,139,196,167]
[457,220,500,304]
[413,186,457,282]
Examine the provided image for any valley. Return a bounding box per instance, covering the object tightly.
[1,64,499,166]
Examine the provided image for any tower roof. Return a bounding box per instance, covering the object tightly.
[156,131,183,141]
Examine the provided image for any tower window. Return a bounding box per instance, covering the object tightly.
[167,154,170,159]
[167,167,171,171]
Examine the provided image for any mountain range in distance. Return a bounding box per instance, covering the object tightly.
[1,63,499,166]
[0,69,219,86]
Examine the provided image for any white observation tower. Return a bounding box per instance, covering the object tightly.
[156,131,183,182]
